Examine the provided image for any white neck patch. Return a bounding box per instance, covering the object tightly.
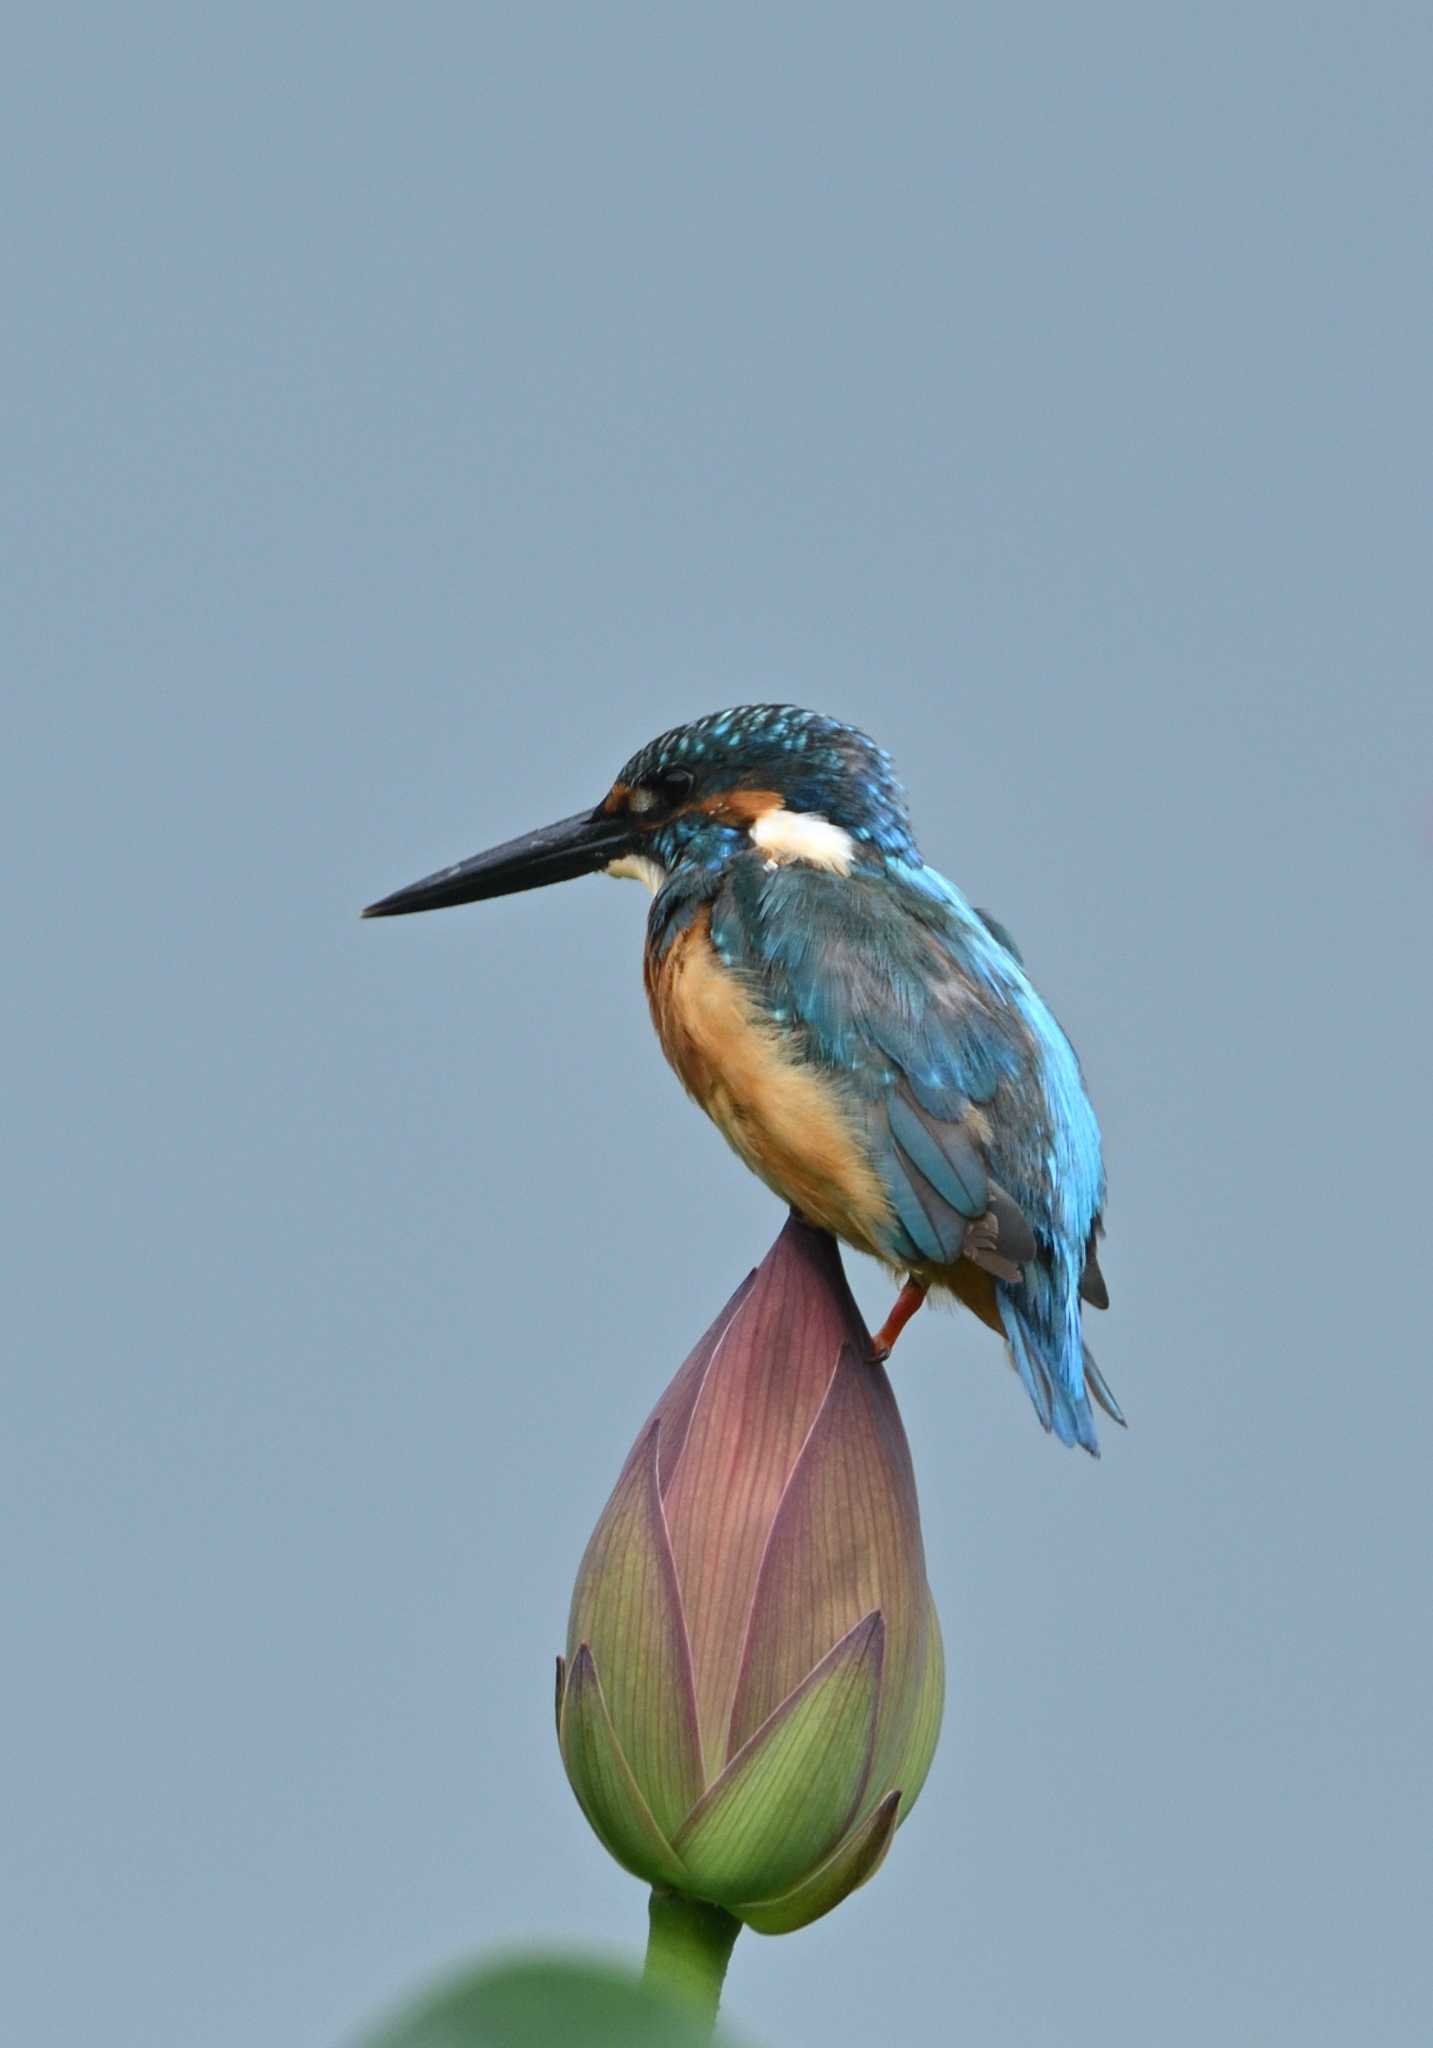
[605,852,667,895]
[750,807,855,876]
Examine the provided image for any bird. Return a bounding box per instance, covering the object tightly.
[364,704,1121,1453]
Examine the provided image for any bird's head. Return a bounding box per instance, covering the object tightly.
[362,704,916,918]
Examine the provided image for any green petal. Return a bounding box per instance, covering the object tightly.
[889,1593,945,1819]
[558,1645,688,1888]
[726,1340,930,1809]
[672,1611,883,1905]
[736,1788,902,1934]
[567,1423,703,1836]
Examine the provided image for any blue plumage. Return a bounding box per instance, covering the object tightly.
[364,702,1121,1454]
[632,708,1118,1454]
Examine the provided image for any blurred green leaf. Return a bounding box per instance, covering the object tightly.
[359,1953,756,2048]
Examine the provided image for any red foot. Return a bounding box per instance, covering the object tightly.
[869,1278,929,1363]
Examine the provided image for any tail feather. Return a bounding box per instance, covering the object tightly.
[1083,1345,1127,1428]
[997,1293,1103,1456]
[1003,1306,1055,1434]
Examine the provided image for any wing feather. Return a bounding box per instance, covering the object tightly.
[711,858,1041,1277]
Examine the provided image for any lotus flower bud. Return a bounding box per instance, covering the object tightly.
[556,1216,944,1934]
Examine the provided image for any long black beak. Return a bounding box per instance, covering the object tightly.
[362,806,635,918]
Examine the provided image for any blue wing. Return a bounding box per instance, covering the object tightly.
[710,855,1042,1266]
[708,853,1118,1451]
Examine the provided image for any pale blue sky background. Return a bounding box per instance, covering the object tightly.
[5,8,1431,2045]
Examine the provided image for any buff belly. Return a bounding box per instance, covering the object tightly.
[645,911,898,1260]
[644,911,1015,1340]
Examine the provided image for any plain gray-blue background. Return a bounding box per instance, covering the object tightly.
[6,8,1430,2045]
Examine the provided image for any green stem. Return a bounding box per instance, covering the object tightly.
[643,1886,741,2033]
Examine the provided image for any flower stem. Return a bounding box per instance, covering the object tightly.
[643,1886,741,2032]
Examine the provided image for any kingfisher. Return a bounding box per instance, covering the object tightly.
[364,705,1121,1453]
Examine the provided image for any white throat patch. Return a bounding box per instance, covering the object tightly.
[750,807,855,876]
[605,852,667,895]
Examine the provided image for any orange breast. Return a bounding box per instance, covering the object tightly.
[645,910,896,1262]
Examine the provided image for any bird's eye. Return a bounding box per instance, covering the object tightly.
[654,766,694,802]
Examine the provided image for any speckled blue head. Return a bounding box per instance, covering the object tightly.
[614,705,917,860]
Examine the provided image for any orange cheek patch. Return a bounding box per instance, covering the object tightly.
[696,788,783,826]
[602,783,632,815]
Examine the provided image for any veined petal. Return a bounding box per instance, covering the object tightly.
[558,1646,688,1889]
[672,1611,883,1905]
[736,1788,902,1934]
[637,1271,758,1496]
[566,1424,703,1835]
[888,1593,945,1818]
[728,1340,928,1805]
[663,1220,856,1776]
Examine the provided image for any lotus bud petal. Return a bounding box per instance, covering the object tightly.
[557,1217,945,1931]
